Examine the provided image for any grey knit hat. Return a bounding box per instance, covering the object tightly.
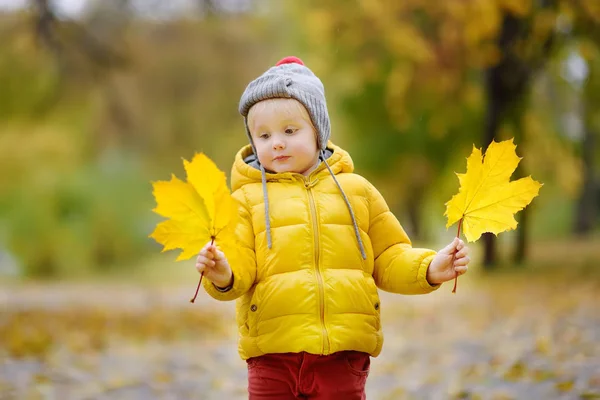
[239,56,330,150]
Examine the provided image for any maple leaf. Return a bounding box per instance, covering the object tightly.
[444,139,542,292]
[149,153,238,302]
[445,138,542,242]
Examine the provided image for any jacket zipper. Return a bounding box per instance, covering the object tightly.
[305,179,330,354]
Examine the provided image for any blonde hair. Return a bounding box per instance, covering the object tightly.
[247,98,316,136]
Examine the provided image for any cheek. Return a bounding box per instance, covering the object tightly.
[254,143,271,163]
[299,139,318,155]
[301,129,318,151]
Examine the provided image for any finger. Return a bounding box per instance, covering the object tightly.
[454,256,470,267]
[455,248,468,258]
[456,240,464,251]
[201,241,212,252]
[454,265,468,275]
[196,255,214,268]
[441,238,459,255]
[195,263,205,274]
[205,248,215,259]
[196,252,208,264]
[213,248,226,261]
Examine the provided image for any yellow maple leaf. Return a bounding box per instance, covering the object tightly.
[149,154,238,302]
[445,138,542,242]
[149,153,237,261]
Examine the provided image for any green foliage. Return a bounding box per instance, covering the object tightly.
[1,154,154,278]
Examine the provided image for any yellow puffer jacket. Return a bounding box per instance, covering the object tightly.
[204,142,439,360]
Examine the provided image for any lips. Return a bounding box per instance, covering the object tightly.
[273,156,290,161]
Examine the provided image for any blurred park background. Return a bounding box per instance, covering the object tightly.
[0,0,599,399]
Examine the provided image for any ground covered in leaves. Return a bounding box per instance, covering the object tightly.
[1,270,599,399]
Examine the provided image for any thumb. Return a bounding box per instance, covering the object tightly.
[440,238,459,255]
[213,246,226,261]
[208,244,218,255]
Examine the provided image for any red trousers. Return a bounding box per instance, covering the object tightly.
[247,351,370,399]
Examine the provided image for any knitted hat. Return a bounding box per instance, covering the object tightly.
[239,56,331,150]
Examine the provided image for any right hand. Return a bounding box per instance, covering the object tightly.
[195,242,233,288]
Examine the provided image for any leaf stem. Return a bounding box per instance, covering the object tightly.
[452,218,463,294]
[190,237,215,303]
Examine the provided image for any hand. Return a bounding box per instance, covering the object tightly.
[195,242,233,288]
[426,238,470,285]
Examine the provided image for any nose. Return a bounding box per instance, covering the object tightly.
[272,136,285,150]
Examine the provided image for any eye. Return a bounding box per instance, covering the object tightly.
[285,128,297,135]
[259,133,270,139]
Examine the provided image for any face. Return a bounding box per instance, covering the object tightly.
[248,99,320,176]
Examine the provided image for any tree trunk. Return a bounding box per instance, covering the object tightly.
[574,112,598,234]
[32,0,61,60]
[511,111,530,264]
[481,4,555,268]
[481,12,527,269]
[482,233,498,268]
[482,66,504,268]
[514,204,529,264]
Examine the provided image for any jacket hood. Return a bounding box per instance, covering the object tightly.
[231,141,354,192]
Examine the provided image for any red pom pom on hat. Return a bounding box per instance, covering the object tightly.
[275,56,305,66]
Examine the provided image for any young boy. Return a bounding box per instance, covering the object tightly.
[195,56,470,399]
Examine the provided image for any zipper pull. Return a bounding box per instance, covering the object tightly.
[304,178,319,189]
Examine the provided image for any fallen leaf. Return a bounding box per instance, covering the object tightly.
[556,380,575,392]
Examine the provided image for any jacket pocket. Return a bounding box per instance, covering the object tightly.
[364,277,381,329]
[374,300,381,331]
[247,285,262,336]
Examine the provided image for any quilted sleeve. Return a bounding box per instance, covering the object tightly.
[367,181,440,294]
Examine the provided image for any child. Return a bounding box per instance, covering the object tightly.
[195,56,470,399]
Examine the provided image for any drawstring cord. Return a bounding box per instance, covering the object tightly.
[320,150,367,260]
[259,163,273,249]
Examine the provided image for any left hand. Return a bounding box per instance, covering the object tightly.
[426,238,470,285]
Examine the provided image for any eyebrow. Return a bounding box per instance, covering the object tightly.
[252,119,301,133]
[280,118,301,125]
